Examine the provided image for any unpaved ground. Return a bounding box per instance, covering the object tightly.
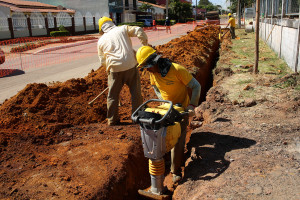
[173,31,300,199]
[0,26,299,200]
[0,26,219,199]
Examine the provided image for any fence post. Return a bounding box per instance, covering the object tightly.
[294,7,300,72]
[71,17,75,35]
[7,17,14,39]
[44,17,49,36]
[83,17,87,32]
[27,17,32,37]
[54,16,57,30]
[93,17,96,31]
[279,0,285,57]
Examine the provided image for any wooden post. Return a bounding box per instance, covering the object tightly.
[294,6,300,72]
[7,18,14,39]
[237,0,241,28]
[93,17,96,31]
[27,17,32,37]
[44,17,49,36]
[254,0,261,74]
[71,17,75,35]
[279,0,285,57]
[83,16,87,32]
[54,16,57,30]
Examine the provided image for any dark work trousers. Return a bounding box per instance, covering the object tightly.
[230,27,236,39]
[107,67,143,124]
[171,114,189,175]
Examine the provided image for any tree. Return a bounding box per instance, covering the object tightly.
[169,0,193,22]
[139,3,154,13]
[197,0,219,11]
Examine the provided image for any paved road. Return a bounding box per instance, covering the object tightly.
[0,23,195,103]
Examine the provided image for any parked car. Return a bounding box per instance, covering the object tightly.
[137,19,152,27]
[0,48,5,65]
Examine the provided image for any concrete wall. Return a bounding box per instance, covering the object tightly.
[257,18,300,72]
[0,31,11,39]
[0,6,10,17]
[32,28,47,36]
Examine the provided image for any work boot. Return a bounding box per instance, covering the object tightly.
[108,119,120,126]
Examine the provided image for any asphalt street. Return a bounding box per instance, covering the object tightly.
[0,23,195,103]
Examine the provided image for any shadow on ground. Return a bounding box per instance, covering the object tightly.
[183,131,256,181]
[0,69,25,78]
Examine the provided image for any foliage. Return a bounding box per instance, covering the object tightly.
[197,0,220,11]
[139,3,154,13]
[118,22,144,27]
[156,19,176,25]
[226,0,255,13]
[169,0,193,23]
[59,25,68,32]
[50,31,70,37]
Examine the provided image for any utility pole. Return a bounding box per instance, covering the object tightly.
[195,0,197,20]
[166,0,169,18]
[237,0,241,28]
[254,0,260,74]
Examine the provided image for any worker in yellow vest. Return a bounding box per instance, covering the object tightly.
[226,13,236,39]
[136,46,201,184]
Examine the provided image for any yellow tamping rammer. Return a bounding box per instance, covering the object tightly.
[131,99,186,200]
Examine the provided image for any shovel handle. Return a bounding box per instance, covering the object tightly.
[88,87,108,105]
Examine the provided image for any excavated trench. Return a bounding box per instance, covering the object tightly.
[0,25,224,199]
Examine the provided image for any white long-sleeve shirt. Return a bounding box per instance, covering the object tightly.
[97,25,148,72]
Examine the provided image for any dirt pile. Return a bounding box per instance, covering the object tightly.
[0,25,220,143]
[0,25,221,199]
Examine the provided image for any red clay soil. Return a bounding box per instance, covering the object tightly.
[0,25,220,199]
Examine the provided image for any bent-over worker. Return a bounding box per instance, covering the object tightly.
[97,17,148,126]
[136,46,201,184]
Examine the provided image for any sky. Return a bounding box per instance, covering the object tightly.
[192,0,229,10]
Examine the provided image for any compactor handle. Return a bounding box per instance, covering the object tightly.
[131,99,173,126]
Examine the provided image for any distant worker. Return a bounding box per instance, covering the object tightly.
[97,17,148,126]
[165,17,171,34]
[136,46,201,184]
[226,13,236,39]
[152,18,157,30]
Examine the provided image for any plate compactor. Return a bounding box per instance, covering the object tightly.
[131,99,187,200]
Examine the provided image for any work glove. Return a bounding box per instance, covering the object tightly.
[186,104,196,117]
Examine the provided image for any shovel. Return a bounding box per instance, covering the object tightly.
[88,87,108,105]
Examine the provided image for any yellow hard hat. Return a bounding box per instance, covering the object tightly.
[136,46,156,67]
[98,17,112,31]
[228,13,232,16]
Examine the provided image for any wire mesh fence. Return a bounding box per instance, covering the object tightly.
[0,23,197,78]
[260,0,300,17]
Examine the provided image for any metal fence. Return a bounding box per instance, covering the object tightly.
[261,0,299,17]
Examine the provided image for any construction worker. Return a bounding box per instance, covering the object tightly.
[97,17,148,126]
[136,46,201,183]
[165,17,171,34]
[226,13,236,39]
[152,18,157,30]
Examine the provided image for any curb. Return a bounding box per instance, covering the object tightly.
[33,39,98,54]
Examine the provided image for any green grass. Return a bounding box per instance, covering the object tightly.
[236,79,252,85]
[230,29,292,76]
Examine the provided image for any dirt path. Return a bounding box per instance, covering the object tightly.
[173,30,300,200]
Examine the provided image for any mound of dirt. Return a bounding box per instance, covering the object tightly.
[0,25,221,199]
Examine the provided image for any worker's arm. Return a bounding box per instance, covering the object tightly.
[97,42,106,69]
[186,77,201,116]
[126,26,148,46]
[187,77,201,106]
[152,85,163,100]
